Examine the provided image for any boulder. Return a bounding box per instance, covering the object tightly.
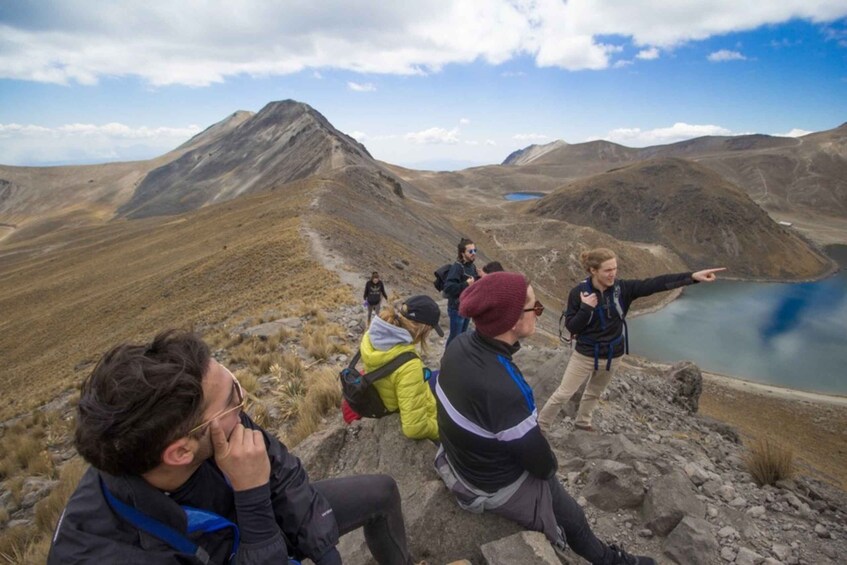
[642,470,706,536]
[294,415,524,564]
[240,317,301,339]
[663,516,719,565]
[582,460,645,511]
[480,531,563,565]
[665,361,702,413]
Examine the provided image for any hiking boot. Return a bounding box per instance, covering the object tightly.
[607,543,656,565]
[574,423,595,432]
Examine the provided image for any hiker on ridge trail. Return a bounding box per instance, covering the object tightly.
[434,271,657,565]
[442,237,479,347]
[537,248,725,432]
[49,330,417,565]
[344,296,442,441]
[363,271,389,326]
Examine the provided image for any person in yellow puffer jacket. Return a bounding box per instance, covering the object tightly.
[359,295,444,441]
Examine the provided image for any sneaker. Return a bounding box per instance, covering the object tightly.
[574,423,595,432]
[607,543,656,565]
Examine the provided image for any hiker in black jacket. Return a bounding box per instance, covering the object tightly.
[364,271,389,325]
[48,330,415,565]
[442,237,479,347]
[435,272,656,565]
[538,248,724,431]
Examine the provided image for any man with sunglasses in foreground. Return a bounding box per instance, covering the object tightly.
[434,272,656,565]
[49,330,415,564]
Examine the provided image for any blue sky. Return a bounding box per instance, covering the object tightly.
[1,1,846,170]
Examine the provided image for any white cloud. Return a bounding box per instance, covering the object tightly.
[1,2,846,85]
[707,49,747,62]
[348,130,367,141]
[0,121,201,165]
[513,133,549,141]
[601,122,734,146]
[405,127,460,144]
[484,139,497,146]
[636,47,660,60]
[500,70,526,77]
[459,118,471,125]
[775,128,812,137]
[347,81,376,92]
[613,59,634,68]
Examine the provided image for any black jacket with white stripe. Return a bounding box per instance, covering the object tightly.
[436,331,557,493]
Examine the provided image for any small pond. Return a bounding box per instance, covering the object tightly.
[504,192,545,201]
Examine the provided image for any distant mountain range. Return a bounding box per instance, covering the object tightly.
[502,124,847,218]
[1,100,842,280]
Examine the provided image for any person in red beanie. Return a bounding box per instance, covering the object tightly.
[434,272,656,565]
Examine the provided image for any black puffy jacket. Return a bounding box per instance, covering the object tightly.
[48,414,339,564]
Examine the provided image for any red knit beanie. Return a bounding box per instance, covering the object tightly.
[459,272,529,337]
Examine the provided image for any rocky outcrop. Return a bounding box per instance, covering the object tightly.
[289,338,847,565]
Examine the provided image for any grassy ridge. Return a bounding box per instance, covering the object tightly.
[0,179,347,421]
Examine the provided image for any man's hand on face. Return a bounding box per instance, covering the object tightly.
[210,420,271,491]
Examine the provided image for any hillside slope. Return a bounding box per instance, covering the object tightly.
[530,158,831,279]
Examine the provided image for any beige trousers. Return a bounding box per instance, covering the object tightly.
[537,351,619,428]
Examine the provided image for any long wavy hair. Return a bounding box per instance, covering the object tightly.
[579,248,616,273]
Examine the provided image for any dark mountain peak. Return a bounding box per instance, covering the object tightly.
[118,99,379,218]
[175,110,255,153]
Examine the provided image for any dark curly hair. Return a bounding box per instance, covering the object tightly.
[74,330,210,476]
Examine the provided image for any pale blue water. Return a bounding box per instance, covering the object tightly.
[627,245,847,395]
[505,192,545,201]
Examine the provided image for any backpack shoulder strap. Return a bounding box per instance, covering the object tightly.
[612,281,625,319]
[362,351,419,385]
[346,350,362,371]
[100,477,212,564]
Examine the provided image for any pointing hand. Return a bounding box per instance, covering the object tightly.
[692,267,726,283]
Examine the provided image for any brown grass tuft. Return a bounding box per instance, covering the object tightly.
[745,437,795,486]
[283,366,341,447]
[247,400,272,430]
[0,523,38,565]
[303,328,336,361]
[236,370,260,396]
[279,353,305,380]
[34,458,87,533]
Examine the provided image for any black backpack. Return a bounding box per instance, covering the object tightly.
[433,263,453,292]
[340,350,419,418]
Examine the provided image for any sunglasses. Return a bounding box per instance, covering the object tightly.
[523,300,545,317]
[467,249,477,255]
[188,372,245,435]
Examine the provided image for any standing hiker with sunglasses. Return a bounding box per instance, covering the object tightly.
[434,272,656,565]
[537,248,725,432]
[442,237,480,348]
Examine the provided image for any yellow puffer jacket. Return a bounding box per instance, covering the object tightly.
[360,322,439,441]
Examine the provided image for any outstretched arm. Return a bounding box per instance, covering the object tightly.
[692,267,726,282]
